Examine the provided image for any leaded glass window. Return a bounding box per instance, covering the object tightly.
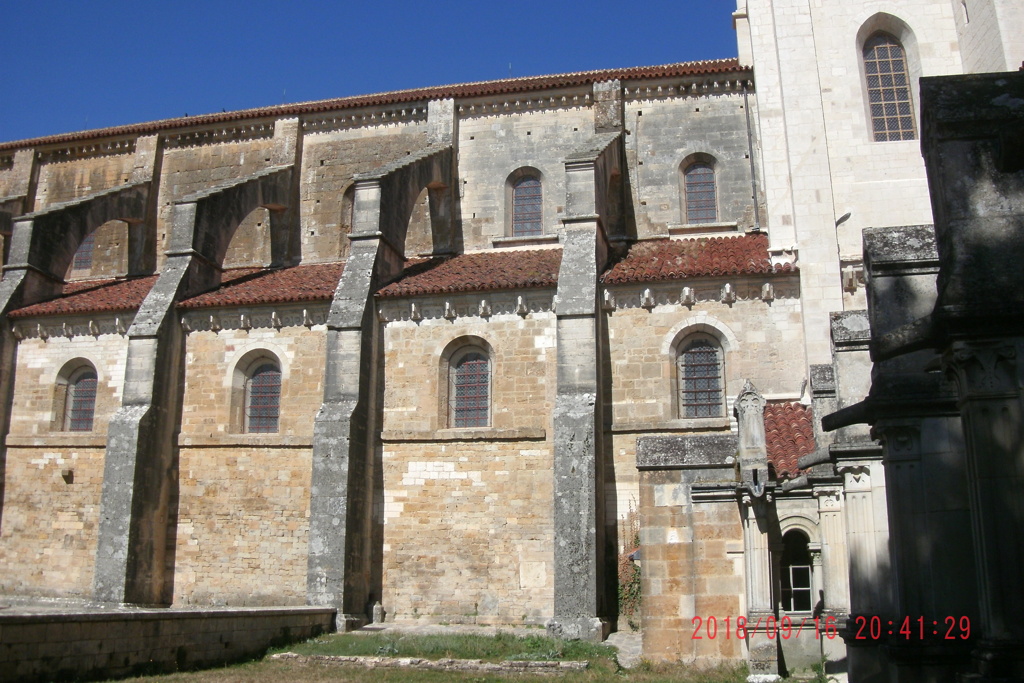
[450,351,490,428]
[66,369,97,431]
[864,33,916,141]
[246,363,281,433]
[512,177,542,237]
[684,163,717,224]
[677,337,724,418]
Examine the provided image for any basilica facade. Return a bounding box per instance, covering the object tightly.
[0,1,1021,679]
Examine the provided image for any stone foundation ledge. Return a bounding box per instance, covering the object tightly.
[271,652,588,673]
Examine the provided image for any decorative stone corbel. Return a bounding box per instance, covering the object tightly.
[443,301,457,321]
[62,322,72,339]
[376,307,389,323]
[11,324,23,341]
[515,296,528,317]
[680,286,695,307]
[761,283,775,303]
[181,316,192,333]
[601,290,615,311]
[478,299,491,318]
[115,317,126,335]
[303,309,314,328]
[38,324,48,341]
[240,314,251,331]
[89,320,99,336]
[271,311,282,329]
[721,283,737,305]
[641,288,656,311]
[410,302,423,323]
[209,315,221,333]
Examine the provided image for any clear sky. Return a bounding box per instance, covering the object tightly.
[1,1,739,144]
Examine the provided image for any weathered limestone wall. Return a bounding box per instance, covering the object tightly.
[169,323,326,605]
[179,324,326,438]
[32,153,136,210]
[953,0,1024,73]
[379,310,556,622]
[625,92,760,237]
[458,106,593,249]
[155,136,278,265]
[381,312,556,433]
[66,219,129,280]
[380,439,554,623]
[639,469,745,663]
[606,279,804,429]
[173,446,312,606]
[1,331,129,596]
[299,124,430,262]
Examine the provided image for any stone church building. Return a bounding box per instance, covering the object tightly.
[0,0,1021,680]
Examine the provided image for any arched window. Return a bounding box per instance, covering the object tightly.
[781,530,813,612]
[683,162,717,224]
[65,367,98,431]
[863,32,916,141]
[677,334,724,418]
[72,233,96,271]
[449,348,490,428]
[245,362,281,433]
[512,176,543,237]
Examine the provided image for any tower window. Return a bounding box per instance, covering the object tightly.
[450,349,490,428]
[684,162,717,224]
[863,33,916,141]
[677,335,724,418]
[512,176,543,237]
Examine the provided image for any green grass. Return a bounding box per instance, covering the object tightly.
[112,631,749,683]
[279,630,615,662]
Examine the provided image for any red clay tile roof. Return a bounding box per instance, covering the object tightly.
[178,262,344,309]
[765,402,816,479]
[0,59,744,150]
[7,276,158,319]
[602,234,792,284]
[377,249,563,298]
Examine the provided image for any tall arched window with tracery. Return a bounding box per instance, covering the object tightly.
[677,334,724,418]
[449,348,490,428]
[245,362,281,433]
[863,32,916,141]
[65,367,98,431]
[683,162,717,224]
[512,176,543,237]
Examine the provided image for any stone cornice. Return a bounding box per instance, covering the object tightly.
[302,105,428,134]
[35,138,136,164]
[179,302,329,334]
[623,76,753,102]
[376,289,555,323]
[601,274,799,311]
[11,312,134,341]
[164,122,275,149]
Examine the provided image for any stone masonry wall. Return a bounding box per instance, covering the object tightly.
[172,446,311,606]
[32,153,136,211]
[639,470,745,663]
[625,91,760,238]
[458,106,594,250]
[381,439,554,624]
[1,331,129,596]
[179,324,326,439]
[66,219,129,280]
[380,309,556,622]
[299,123,429,262]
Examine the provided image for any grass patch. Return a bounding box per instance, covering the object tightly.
[278,630,615,663]
[112,632,749,683]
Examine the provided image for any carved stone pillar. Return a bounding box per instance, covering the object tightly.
[943,339,1024,678]
[742,493,779,682]
[813,486,848,616]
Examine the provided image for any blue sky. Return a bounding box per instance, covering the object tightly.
[1,1,738,144]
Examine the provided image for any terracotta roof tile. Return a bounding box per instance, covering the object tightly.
[601,234,792,284]
[178,262,344,309]
[7,276,158,319]
[376,249,562,298]
[765,402,816,479]
[0,59,744,150]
